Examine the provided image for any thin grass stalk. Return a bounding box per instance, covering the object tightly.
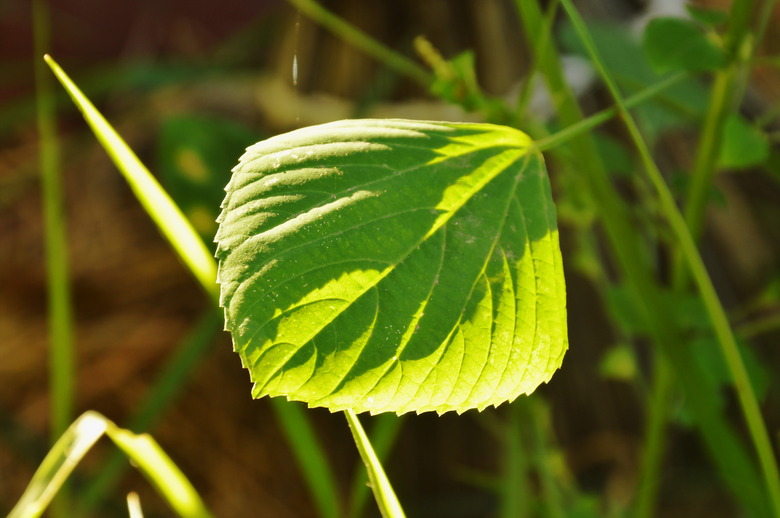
[33,0,74,445]
[558,1,780,515]
[272,400,343,518]
[33,5,73,516]
[345,410,405,518]
[683,0,757,243]
[501,402,530,518]
[43,55,218,302]
[513,0,560,123]
[529,400,565,518]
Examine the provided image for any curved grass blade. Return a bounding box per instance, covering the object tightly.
[217,119,568,415]
[9,411,212,518]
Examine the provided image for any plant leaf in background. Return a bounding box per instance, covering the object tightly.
[717,114,770,169]
[643,17,726,74]
[216,119,567,415]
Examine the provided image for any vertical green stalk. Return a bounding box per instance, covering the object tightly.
[684,0,756,242]
[272,401,343,518]
[529,400,565,518]
[33,0,74,446]
[559,1,780,515]
[345,410,405,518]
[501,403,529,518]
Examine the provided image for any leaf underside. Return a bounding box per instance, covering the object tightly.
[216,119,567,415]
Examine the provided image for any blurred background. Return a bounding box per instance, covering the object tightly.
[2,0,780,516]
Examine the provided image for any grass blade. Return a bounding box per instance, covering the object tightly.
[78,309,222,512]
[271,400,343,518]
[9,412,107,518]
[106,423,212,518]
[43,54,217,301]
[9,411,213,518]
[34,0,74,444]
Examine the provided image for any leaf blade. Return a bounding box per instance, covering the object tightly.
[217,119,567,414]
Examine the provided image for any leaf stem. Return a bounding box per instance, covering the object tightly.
[344,410,405,518]
[559,1,780,514]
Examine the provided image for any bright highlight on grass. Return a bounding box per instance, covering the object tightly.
[9,412,212,518]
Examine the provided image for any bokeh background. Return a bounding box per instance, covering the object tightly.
[2,0,780,517]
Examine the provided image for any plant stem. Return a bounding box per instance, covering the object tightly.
[286,0,432,88]
[501,403,530,518]
[535,72,687,153]
[634,358,673,518]
[348,414,404,518]
[345,410,405,518]
[683,0,757,243]
[559,1,780,515]
[34,13,74,518]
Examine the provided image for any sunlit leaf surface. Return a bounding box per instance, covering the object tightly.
[216,119,567,414]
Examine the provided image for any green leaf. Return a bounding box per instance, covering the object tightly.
[717,114,770,169]
[685,5,729,27]
[216,119,567,415]
[643,17,726,74]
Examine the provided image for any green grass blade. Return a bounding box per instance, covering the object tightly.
[345,410,405,518]
[518,1,767,514]
[270,400,343,518]
[559,1,780,515]
[43,54,218,301]
[501,403,529,518]
[34,1,74,445]
[105,423,213,518]
[9,412,213,518]
[9,412,107,518]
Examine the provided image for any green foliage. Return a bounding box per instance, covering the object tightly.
[559,20,708,142]
[643,17,726,74]
[216,119,568,415]
[717,114,770,169]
